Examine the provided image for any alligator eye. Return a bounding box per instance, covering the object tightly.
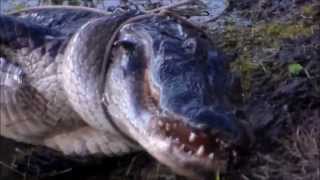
[117,39,144,75]
[117,40,136,51]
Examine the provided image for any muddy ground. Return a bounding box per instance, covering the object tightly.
[0,0,319,180]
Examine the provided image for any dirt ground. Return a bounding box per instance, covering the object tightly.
[0,0,319,180]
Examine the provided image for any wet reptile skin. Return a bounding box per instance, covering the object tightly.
[0,6,249,179]
[0,7,139,156]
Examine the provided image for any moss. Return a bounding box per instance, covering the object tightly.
[218,19,315,98]
[258,22,313,39]
[302,4,315,17]
[68,0,81,6]
[302,4,320,18]
[230,51,258,98]
[220,25,241,51]
[221,20,314,54]
[14,3,26,11]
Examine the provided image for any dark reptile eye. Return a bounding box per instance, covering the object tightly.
[117,39,144,76]
[117,40,136,51]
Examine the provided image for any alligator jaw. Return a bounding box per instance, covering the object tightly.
[104,42,241,179]
[143,117,234,179]
[104,15,248,179]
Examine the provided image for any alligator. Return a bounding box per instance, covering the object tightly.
[0,6,250,179]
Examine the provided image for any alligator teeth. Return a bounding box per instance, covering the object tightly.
[232,150,237,157]
[179,144,185,151]
[187,150,193,155]
[165,123,170,131]
[221,141,229,148]
[196,123,207,129]
[189,132,197,143]
[173,123,177,128]
[208,153,214,160]
[196,145,205,156]
[219,141,228,150]
[220,140,225,145]
[158,121,164,127]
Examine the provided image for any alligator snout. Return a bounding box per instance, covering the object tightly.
[105,14,249,179]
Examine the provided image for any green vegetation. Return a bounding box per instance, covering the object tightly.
[218,15,316,98]
[11,0,26,11]
[302,3,320,20]
[215,170,221,180]
[68,0,80,6]
[257,22,313,39]
[288,63,303,76]
[14,3,26,11]
[222,21,314,52]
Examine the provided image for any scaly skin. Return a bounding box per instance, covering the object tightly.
[0,7,138,156]
[0,6,251,179]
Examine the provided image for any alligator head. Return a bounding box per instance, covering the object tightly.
[1,7,250,179]
[104,14,250,179]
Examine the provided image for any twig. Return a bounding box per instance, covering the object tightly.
[146,0,197,14]
[126,155,138,176]
[45,168,73,177]
[8,5,110,16]
[215,170,221,180]
[0,161,25,177]
[304,68,320,92]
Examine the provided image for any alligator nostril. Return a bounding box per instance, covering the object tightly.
[194,110,241,139]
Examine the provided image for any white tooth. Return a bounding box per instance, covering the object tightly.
[174,138,180,143]
[173,123,177,128]
[179,144,185,151]
[187,151,193,155]
[196,145,205,156]
[232,150,237,157]
[221,141,229,148]
[158,121,164,127]
[189,132,197,143]
[197,123,207,129]
[208,153,214,160]
[166,123,170,131]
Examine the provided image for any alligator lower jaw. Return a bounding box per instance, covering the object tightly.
[129,118,239,179]
[141,132,228,179]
